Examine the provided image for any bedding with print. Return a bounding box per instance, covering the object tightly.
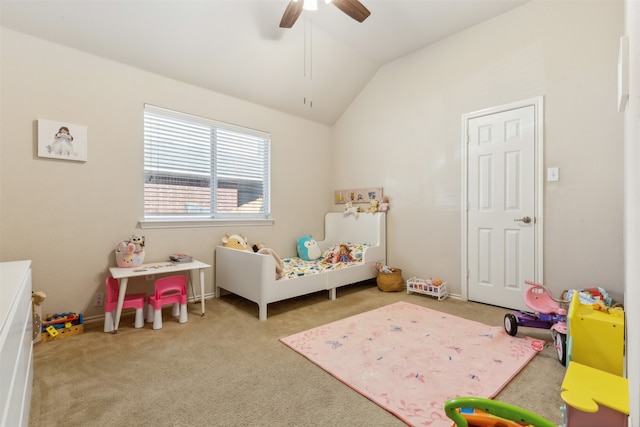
[280,243,370,280]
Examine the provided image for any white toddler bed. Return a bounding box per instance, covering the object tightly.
[215,212,386,320]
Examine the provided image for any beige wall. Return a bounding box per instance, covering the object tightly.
[0,1,626,316]
[0,29,333,319]
[333,0,625,302]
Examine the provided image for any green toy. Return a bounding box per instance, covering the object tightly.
[444,397,557,427]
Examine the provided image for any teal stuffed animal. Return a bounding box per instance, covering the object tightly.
[297,235,322,261]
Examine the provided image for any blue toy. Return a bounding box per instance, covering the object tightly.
[296,235,321,261]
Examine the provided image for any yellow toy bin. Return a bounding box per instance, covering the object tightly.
[567,292,624,375]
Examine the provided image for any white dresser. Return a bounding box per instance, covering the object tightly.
[0,260,33,427]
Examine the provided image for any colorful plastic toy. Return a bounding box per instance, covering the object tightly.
[444,396,557,427]
[45,325,59,337]
[41,311,84,341]
[503,280,568,365]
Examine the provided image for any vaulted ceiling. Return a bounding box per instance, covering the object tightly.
[1,0,530,125]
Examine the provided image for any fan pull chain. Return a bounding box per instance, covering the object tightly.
[303,18,313,108]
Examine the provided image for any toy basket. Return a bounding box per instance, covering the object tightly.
[377,268,404,292]
[115,249,145,268]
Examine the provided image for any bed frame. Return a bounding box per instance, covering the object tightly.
[215,212,386,320]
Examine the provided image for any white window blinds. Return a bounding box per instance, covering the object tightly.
[144,105,270,220]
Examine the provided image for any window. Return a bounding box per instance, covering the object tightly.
[143,105,270,222]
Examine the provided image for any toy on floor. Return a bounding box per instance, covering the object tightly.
[444,396,556,427]
[45,325,59,338]
[31,291,46,342]
[503,280,569,365]
[41,311,84,341]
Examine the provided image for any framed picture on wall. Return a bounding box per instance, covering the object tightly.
[37,119,88,162]
[334,187,383,204]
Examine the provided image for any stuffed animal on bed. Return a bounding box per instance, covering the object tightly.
[332,244,354,263]
[378,196,389,212]
[365,199,379,213]
[222,234,252,252]
[222,235,284,279]
[253,243,285,279]
[343,201,359,217]
[297,235,322,261]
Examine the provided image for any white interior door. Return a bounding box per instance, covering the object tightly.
[465,101,541,311]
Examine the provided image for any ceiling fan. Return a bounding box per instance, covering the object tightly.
[279,0,371,28]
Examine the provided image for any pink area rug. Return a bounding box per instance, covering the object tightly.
[280,301,543,427]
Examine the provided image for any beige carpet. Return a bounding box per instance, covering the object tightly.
[29,281,565,426]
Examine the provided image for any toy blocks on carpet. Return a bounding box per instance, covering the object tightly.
[41,312,84,342]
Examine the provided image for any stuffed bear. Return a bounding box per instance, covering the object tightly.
[297,235,322,261]
[365,199,379,213]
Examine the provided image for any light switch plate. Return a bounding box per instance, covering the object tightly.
[547,167,559,182]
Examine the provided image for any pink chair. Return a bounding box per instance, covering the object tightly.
[146,275,188,330]
[104,277,146,333]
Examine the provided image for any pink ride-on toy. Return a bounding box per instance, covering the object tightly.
[503,280,568,365]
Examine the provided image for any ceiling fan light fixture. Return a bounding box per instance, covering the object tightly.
[280,0,370,29]
[303,0,318,11]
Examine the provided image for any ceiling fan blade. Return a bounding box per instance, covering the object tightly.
[280,0,304,28]
[331,0,371,23]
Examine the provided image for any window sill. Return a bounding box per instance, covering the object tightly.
[138,218,275,229]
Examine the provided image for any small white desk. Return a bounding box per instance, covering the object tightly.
[108,260,211,333]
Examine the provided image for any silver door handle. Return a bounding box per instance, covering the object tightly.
[514,216,532,224]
